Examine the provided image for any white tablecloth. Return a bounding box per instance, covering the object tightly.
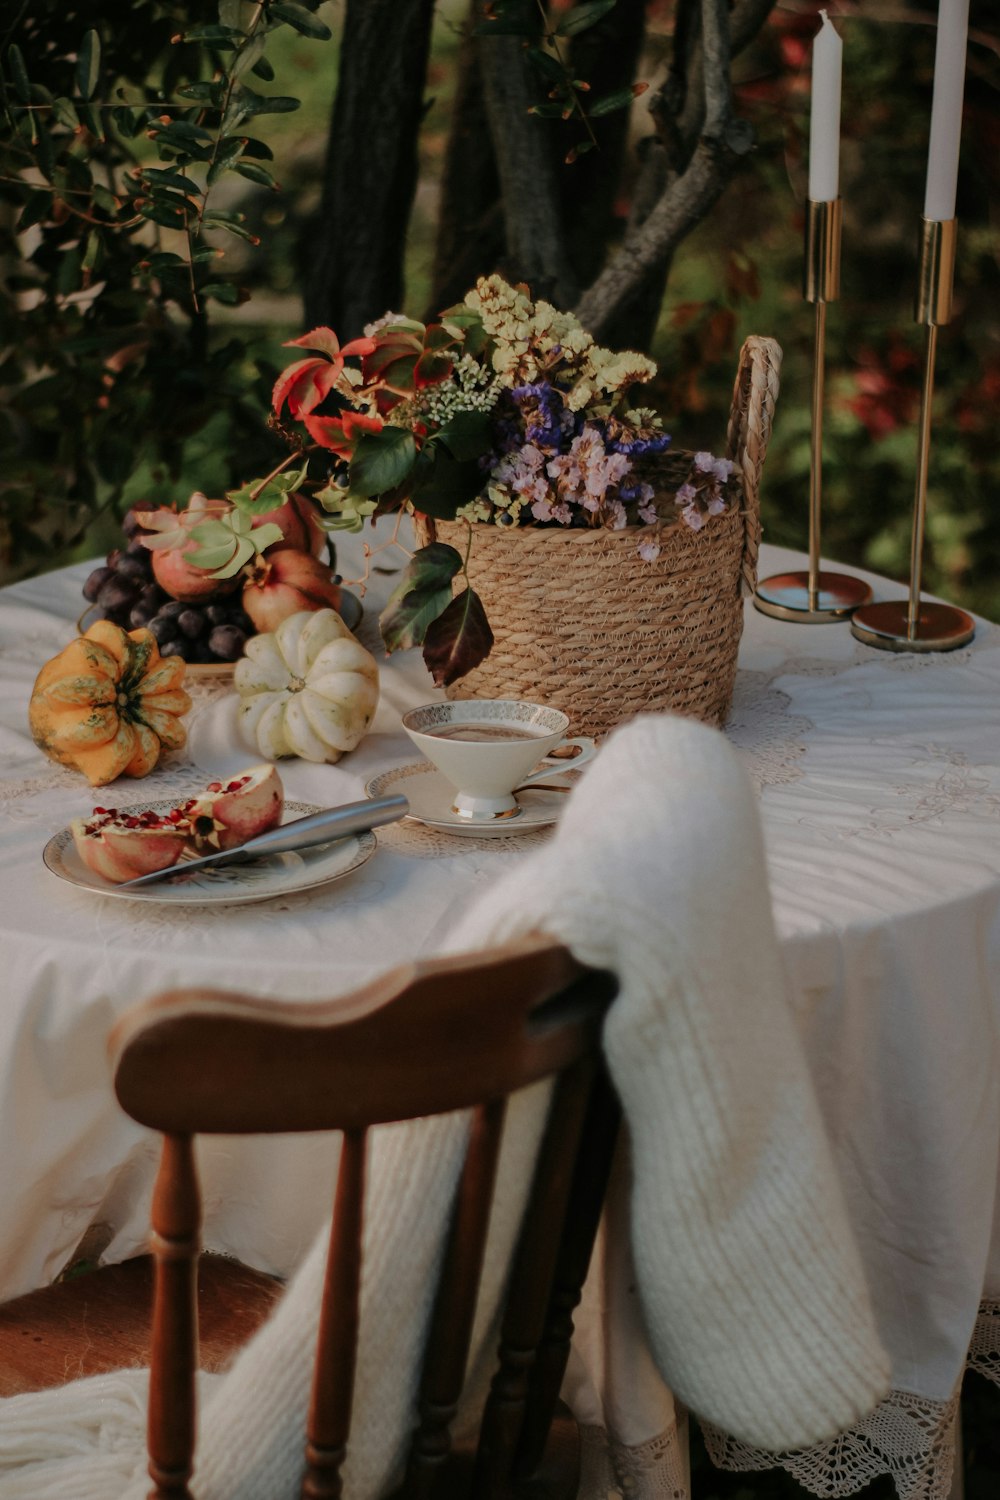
[1,531,998,1500]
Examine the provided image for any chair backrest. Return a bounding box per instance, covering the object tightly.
[109,931,619,1500]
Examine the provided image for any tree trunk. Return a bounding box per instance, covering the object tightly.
[477,0,577,307]
[560,0,647,291]
[428,2,504,317]
[304,0,437,338]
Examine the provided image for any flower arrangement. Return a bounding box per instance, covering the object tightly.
[262,276,736,684]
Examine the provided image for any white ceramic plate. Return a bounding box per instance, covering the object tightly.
[42,800,376,905]
[365,763,577,839]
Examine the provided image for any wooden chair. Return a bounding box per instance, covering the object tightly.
[0,932,619,1500]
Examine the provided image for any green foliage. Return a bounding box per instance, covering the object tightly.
[648,1,1000,622]
[0,0,332,575]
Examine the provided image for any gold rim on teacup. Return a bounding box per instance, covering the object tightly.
[401,700,596,822]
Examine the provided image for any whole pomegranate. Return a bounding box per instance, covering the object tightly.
[253,493,326,559]
[242,549,343,634]
[150,499,241,604]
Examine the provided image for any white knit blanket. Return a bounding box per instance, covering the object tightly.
[0,714,890,1499]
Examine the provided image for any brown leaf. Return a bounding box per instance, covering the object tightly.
[422,588,494,687]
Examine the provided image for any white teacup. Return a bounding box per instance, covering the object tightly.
[401,700,596,822]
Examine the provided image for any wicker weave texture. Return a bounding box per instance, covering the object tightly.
[416,336,781,737]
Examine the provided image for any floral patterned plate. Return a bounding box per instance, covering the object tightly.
[365,763,578,839]
[42,800,376,905]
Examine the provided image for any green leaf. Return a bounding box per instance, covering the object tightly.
[526,46,564,80]
[75,30,101,102]
[349,427,417,498]
[271,3,333,40]
[139,201,189,229]
[411,446,485,519]
[240,136,274,160]
[92,183,119,214]
[556,0,617,37]
[6,44,30,104]
[52,97,80,130]
[589,87,637,118]
[227,461,309,513]
[207,136,246,184]
[142,167,202,194]
[200,281,243,304]
[233,35,266,78]
[201,214,259,244]
[431,409,493,463]
[176,81,224,103]
[181,24,245,44]
[151,119,214,145]
[111,105,144,137]
[248,521,283,551]
[78,100,104,141]
[245,91,300,115]
[422,588,494,686]
[16,189,52,233]
[233,160,277,188]
[379,543,462,652]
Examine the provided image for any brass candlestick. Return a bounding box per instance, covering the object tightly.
[850,218,975,652]
[754,198,873,623]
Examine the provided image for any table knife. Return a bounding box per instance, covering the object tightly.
[117,793,409,888]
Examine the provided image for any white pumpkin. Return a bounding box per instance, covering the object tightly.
[234,609,379,763]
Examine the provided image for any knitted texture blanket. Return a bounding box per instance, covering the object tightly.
[0,714,890,1499]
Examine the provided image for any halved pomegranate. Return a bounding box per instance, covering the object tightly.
[71,807,189,884]
[179,763,284,851]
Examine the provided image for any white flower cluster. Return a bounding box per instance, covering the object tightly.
[464,274,657,411]
[419,355,501,424]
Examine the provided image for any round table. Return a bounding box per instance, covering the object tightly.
[1,534,997,1500]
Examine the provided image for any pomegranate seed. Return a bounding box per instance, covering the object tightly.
[208,782,222,793]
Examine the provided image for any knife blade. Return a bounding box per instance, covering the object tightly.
[116,793,409,888]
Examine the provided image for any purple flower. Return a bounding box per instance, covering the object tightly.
[637,537,661,562]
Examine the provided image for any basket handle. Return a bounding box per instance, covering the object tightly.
[726,335,782,595]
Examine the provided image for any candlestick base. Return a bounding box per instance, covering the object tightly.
[850,599,975,652]
[754,570,873,623]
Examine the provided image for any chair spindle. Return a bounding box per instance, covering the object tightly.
[303,1126,368,1500]
[147,1132,201,1500]
[515,1067,621,1479]
[472,1060,595,1499]
[402,1098,507,1499]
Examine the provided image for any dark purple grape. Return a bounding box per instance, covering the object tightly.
[125,537,153,561]
[157,638,188,660]
[148,614,177,646]
[106,547,123,569]
[208,624,247,662]
[156,599,186,622]
[129,600,157,628]
[139,582,168,610]
[114,554,149,584]
[121,510,144,539]
[83,566,114,603]
[204,603,230,626]
[177,607,206,640]
[97,575,138,615]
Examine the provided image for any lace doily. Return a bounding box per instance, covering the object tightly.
[580,1413,689,1500]
[968,1298,1000,1385]
[702,1389,961,1500]
[724,669,813,792]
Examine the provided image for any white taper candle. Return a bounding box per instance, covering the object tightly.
[923,0,970,221]
[808,10,843,203]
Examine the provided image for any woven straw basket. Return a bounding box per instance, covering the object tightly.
[414,336,781,737]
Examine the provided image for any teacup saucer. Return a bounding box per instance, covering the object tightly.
[365,762,577,839]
